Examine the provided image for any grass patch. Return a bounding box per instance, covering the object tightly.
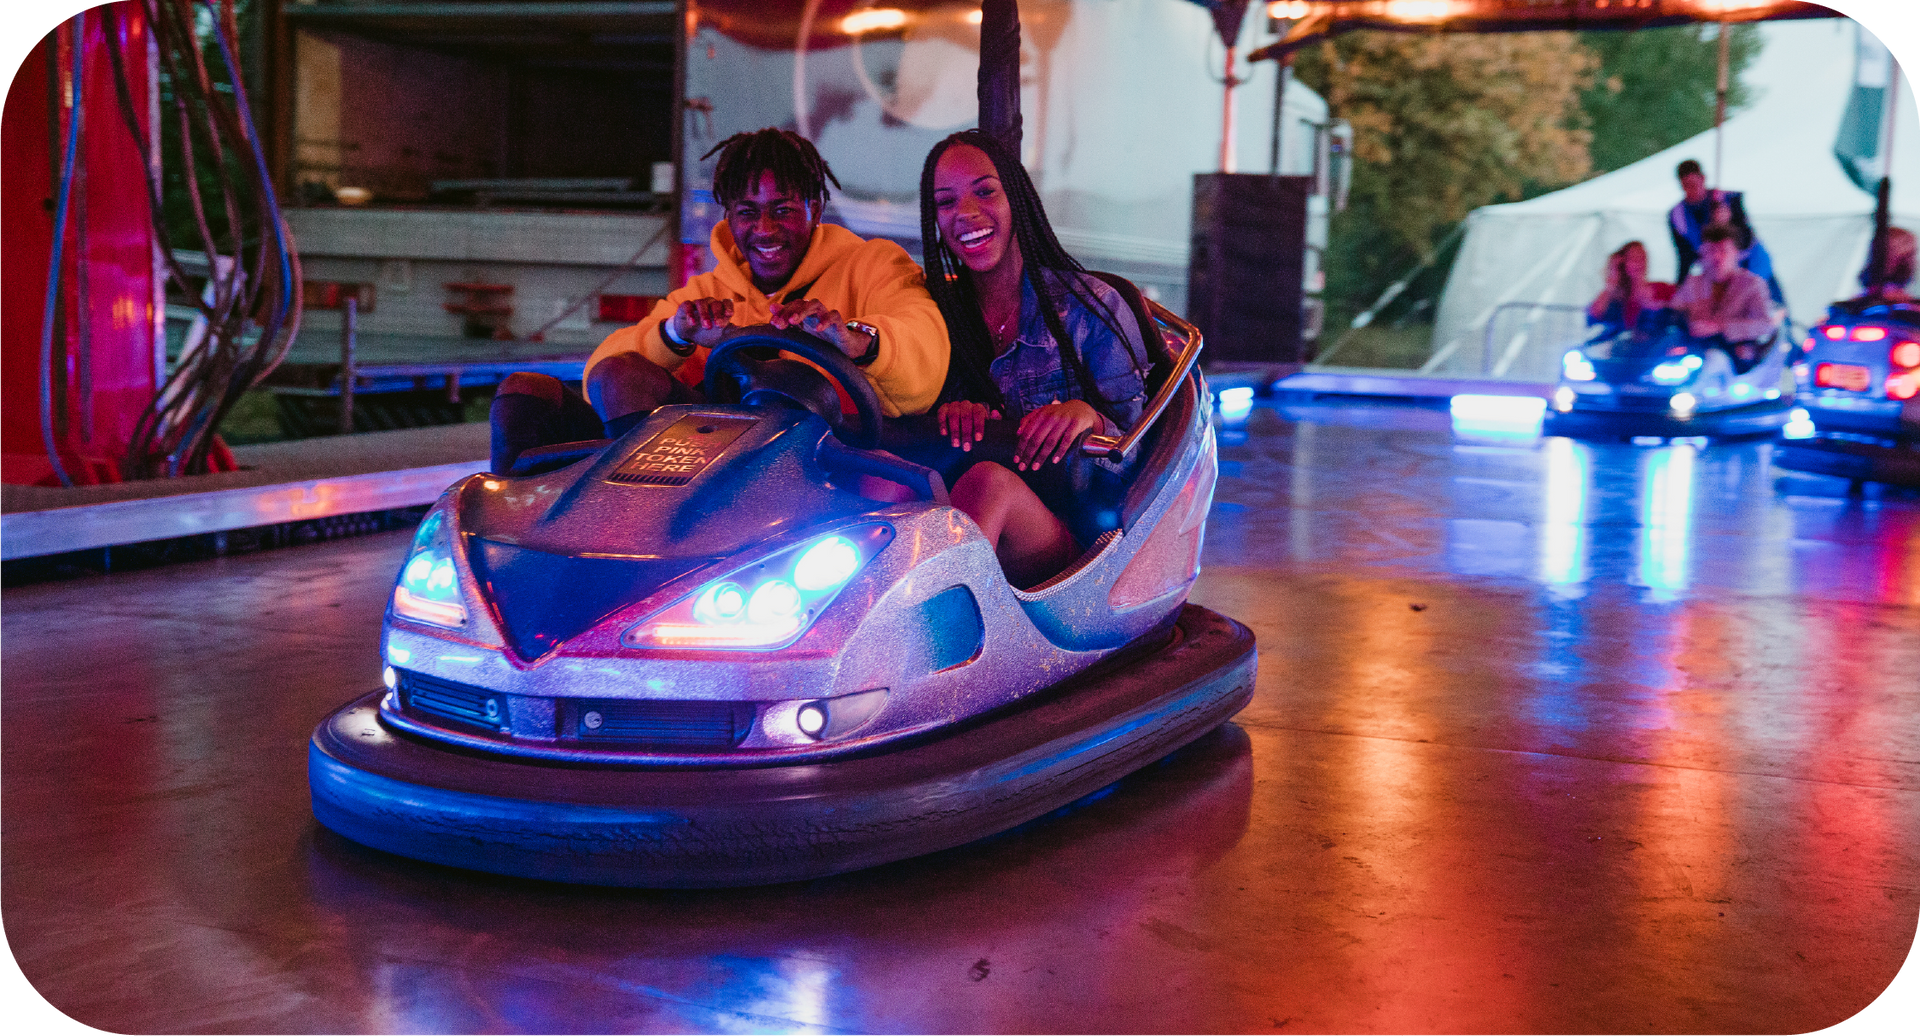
[1311,323,1436,370]
[218,390,287,445]
[216,387,498,446]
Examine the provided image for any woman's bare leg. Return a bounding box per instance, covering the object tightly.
[951,462,1079,588]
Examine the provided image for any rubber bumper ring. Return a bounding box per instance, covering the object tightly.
[309,603,1258,887]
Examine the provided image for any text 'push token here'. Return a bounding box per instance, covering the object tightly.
[608,414,760,487]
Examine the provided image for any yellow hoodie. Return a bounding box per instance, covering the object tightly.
[585,222,949,417]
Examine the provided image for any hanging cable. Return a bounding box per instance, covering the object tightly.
[99,0,302,479]
[39,11,85,489]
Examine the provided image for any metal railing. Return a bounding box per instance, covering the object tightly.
[1081,299,1202,461]
[1481,302,1589,379]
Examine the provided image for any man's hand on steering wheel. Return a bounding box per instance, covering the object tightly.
[670,298,736,349]
[770,298,874,359]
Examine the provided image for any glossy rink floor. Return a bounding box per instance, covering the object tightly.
[5,400,1917,1034]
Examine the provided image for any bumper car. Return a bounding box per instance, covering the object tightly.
[308,280,1257,887]
[1773,300,1920,487]
[1544,317,1796,440]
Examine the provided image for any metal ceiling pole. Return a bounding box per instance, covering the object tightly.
[1715,18,1730,187]
[1872,59,1898,288]
[1221,45,1238,173]
[793,0,821,138]
[1209,0,1252,174]
[977,0,1022,155]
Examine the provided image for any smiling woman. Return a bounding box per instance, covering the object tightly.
[918,129,1151,588]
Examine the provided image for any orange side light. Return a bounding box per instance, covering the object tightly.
[393,586,467,627]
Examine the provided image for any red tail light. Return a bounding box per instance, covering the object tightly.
[1823,326,1847,340]
[1853,326,1888,342]
[1892,341,1920,369]
[1816,363,1873,391]
[1889,371,1920,401]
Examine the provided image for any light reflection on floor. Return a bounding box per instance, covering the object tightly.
[1210,397,1920,607]
[2,396,1915,1034]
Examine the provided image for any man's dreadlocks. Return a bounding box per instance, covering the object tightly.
[703,128,842,209]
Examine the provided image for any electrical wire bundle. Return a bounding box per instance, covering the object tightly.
[95,0,301,479]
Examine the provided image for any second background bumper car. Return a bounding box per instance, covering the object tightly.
[1775,299,1920,487]
[1545,315,1796,441]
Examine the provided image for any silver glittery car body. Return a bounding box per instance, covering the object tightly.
[308,284,1258,887]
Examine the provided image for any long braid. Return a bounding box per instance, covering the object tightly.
[920,130,1143,426]
[704,128,841,209]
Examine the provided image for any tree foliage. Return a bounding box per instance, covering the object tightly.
[1294,25,1758,342]
[1293,31,1596,337]
[1580,24,1760,175]
[1297,31,1597,261]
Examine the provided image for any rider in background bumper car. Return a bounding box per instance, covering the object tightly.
[1669,158,1785,307]
[1586,240,1674,338]
[1847,226,1918,309]
[1670,223,1775,373]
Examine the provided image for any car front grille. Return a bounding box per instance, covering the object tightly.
[397,669,506,729]
[573,699,752,748]
[393,669,756,751]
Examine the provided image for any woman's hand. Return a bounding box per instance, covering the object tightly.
[1015,399,1101,470]
[938,401,1002,450]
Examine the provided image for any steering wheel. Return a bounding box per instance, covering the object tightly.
[702,324,885,449]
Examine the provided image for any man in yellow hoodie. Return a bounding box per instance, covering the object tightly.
[490,129,948,473]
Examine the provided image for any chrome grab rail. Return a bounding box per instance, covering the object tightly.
[1482,302,1588,377]
[1080,299,1204,460]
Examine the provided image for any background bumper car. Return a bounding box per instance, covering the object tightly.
[1544,318,1796,440]
[308,281,1258,887]
[1774,300,1920,487]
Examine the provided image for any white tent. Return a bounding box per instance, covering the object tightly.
[1428,19,1920,382]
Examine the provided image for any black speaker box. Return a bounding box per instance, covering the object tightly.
[1187,173,1310,364]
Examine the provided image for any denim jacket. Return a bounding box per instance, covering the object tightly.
[988,272,1150,446]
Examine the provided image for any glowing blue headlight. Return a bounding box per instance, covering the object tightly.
[1783,408,1816,440]
[1563,351,1597,382]
[1216,386,1255,421]
[392,506,466,627]
[693,582,747,624]
[1650,354,1703,385]
[748,579,803,624]
[793,536,860,592]
[626,525,894,650]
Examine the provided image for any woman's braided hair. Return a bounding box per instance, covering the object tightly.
[918,130,1142,425]
[703,128,841,211]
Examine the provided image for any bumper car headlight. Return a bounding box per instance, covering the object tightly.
[391,508,467,628]
[626,525,894,650]
[1783,408,1816,439]
[1649,354,1703,386]
[1562,350,1597,382]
